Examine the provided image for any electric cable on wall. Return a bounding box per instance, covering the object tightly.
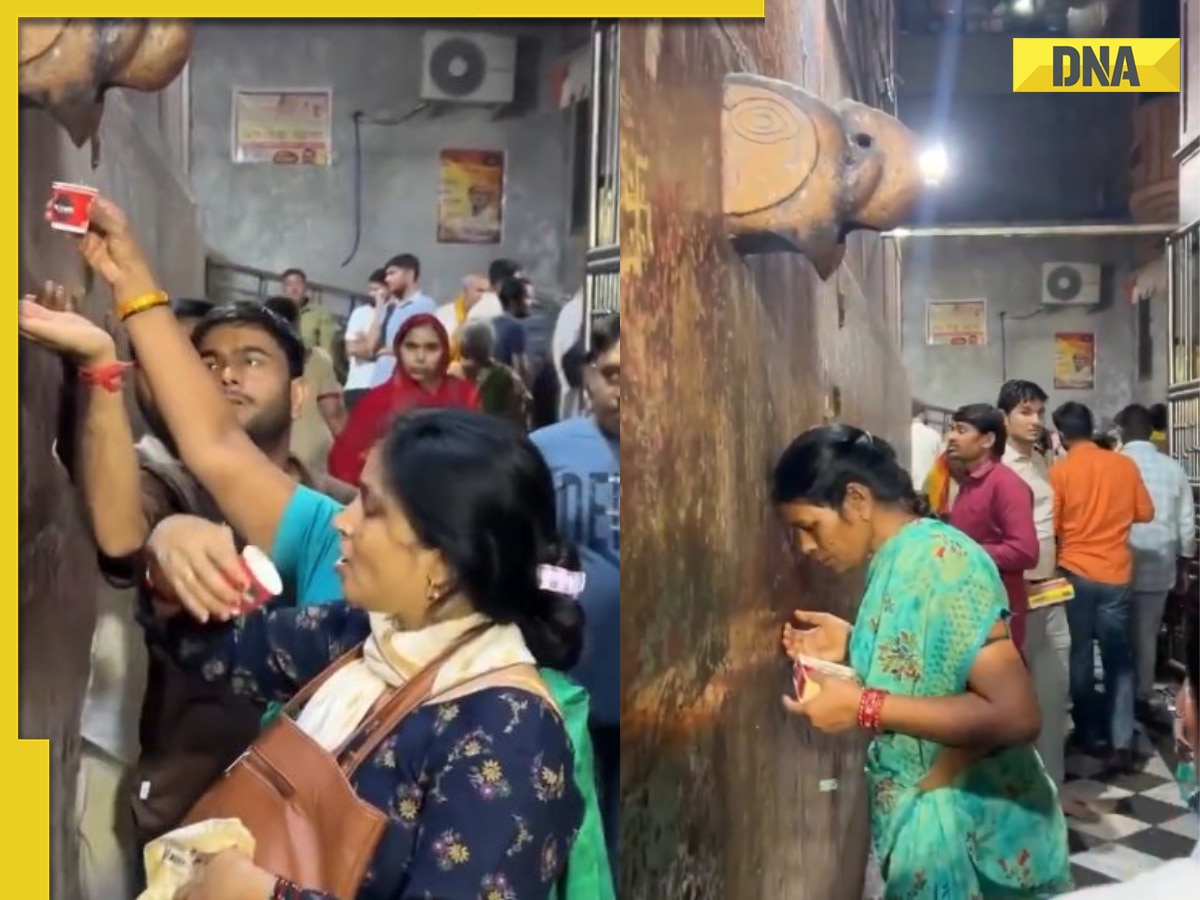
[339,103,428,269]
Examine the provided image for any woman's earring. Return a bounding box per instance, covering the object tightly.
[425,574,440,604]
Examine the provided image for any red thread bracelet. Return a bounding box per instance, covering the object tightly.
[78,360,134,393]
[857,687,888,733]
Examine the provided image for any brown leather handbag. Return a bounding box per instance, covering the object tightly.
[181,634,479,899]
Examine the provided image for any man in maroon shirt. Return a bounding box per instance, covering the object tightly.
[946,403,1040,651]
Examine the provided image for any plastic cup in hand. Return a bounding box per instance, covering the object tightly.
[237,545,282,613]
[48,181,99,234]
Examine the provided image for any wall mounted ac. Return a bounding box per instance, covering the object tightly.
[421,30,517,105]
[1041,262,1102,307]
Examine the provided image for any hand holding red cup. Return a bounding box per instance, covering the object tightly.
[48,182,99,234]
[235,546,283,614]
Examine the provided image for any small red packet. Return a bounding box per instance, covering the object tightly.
[236,545,283,613]
[49,181,99,234]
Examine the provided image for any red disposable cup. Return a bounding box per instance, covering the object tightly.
[237,545,282,613]
[49,181,99,234]
[792,660,808,699]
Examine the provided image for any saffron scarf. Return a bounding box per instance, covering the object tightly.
[921,452,956,517]
[446,295,468,363]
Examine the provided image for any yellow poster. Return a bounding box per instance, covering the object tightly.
[1054,332,1096,390]
[437,149,505,244]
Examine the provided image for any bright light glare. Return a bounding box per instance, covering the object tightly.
[1012,0,1034,14]
[919,144,949,186]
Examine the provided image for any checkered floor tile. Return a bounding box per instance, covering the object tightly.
[1063,722,1197,889]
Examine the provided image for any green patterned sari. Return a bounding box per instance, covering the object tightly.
[848,518,1073,899]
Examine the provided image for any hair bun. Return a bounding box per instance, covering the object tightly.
[519,590,585,672]
[513,541,585,671]
[843,427,897,463]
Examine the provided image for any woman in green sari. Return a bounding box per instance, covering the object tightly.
[774,424,1072,899]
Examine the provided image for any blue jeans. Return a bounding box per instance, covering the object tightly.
[1063,572,1134,750]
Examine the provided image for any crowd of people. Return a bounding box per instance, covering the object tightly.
[778,383,1197,897]
[20,195,619,899]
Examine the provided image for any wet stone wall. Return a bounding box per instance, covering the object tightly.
[620,10,912,900]
[19,98,205,900]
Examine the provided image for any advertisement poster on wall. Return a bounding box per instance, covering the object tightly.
[437,149,505,244]
[232,88,332,166]
[1054,332,1096,390]
[926,299,987,346]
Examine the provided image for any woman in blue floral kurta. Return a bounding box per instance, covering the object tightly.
[152,600,581,900]
[21,196,593,900]
[773,425,1073,899]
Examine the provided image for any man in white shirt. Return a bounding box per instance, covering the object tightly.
[367,253,438,386]
[1116,403,1197,720]
[552,290,585,420]
[342,269,387,410]
[998,380,1081,810]
[434,273,499,354]
[910,400,943,489]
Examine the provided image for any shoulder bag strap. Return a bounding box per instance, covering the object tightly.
[430,663,561,720]
[277,643,366,719]
[338,624,490,776]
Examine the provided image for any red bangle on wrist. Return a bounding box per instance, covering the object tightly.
[78,360,134,393]
[857,687,888,733]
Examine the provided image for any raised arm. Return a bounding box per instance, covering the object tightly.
[71,197,297,552]
[365,302,391,357]
[18,285,146,557]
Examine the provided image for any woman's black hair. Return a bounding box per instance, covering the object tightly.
[379,408,584,670]
[951,403,1007,458]
[588,313,620,363]
[772,424,931,517]
[1052,401,1095,442]
[497,276,530,316]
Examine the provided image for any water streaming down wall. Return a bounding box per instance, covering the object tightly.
[19,91,204,900]
[620,10,912,899]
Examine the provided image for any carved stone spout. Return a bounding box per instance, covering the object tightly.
[721,72,923,280]
[19,19,193,147]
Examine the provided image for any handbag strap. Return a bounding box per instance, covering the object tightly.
[338,623,491,776]
[277,642,367,719]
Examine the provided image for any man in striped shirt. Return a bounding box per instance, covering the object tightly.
[1117,404,1197,722]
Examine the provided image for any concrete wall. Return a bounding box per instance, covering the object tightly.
[621,6,907,898]
[188,21,578,302]
[896,33,1134,223]
[899,234,1147,421]
[20,83,204,900]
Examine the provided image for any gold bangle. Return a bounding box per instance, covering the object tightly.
[117,289,170,322]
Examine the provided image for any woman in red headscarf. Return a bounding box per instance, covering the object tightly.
[328,313,479,485]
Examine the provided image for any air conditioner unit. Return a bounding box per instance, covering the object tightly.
[1041,262,1102,307]
[421,30,517,105]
